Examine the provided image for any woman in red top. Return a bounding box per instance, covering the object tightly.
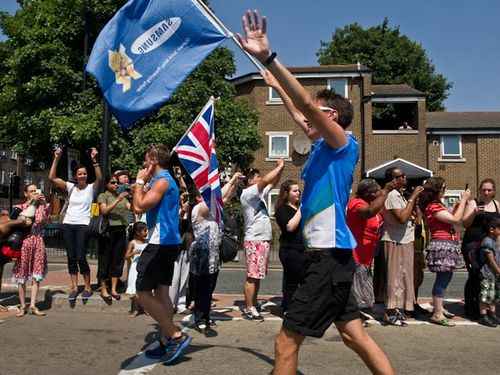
[346,178,395,312]
[420,177,470,326]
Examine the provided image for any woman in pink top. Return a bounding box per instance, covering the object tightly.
[420,177,470,326]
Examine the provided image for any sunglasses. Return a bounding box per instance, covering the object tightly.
[110,181,119,185]
[318,106,334,113]
[394,173,406,179]
[149,144,159,156]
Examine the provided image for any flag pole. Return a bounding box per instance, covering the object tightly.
[194,0,264,73]
[173,96,215,151]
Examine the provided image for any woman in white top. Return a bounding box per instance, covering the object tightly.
[49,147,101,300]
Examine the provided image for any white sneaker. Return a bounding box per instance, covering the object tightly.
[242,307,264,322]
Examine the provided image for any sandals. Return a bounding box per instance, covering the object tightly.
[16,306,27,318]
[0,304,9,313]
[430,316,455,327]
[29,307,46,316]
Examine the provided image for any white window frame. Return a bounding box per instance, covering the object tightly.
[0,171,4,185]
[10,152,17,160]
[24,175,32,186]
[39,178,45,192]
[439,135,465,162]
[267,87,283,104]
[443,190,462,211]
[268,189,280,217]
[266,131,292,160]
[327,78,348,98]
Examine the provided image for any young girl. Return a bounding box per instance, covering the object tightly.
[477,217,500,327]
[125,222,148,317]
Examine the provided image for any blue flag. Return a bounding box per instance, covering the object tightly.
[86,0,230,128]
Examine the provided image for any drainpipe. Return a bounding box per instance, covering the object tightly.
[358,62,366,177]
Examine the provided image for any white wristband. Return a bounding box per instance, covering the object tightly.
[136,179,145,186]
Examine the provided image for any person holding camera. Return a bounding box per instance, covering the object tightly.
[49,146,101,301]
[97,175,131,302]
[11,184,50,317]
[461,179,500,320]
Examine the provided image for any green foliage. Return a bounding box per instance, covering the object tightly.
[317,18,452,111]
[0,0,261,176]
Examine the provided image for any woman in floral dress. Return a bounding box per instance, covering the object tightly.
[12,184,50,317]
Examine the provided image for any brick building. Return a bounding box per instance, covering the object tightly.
[0,150,49,212]
[230,65,500,213]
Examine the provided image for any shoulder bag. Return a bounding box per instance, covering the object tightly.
[87,194,109,238]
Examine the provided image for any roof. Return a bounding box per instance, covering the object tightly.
[426,112,500,129]
[371,84,425,97]
[365,158,433,179]
[229,64,371,86]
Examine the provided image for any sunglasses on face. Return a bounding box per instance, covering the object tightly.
[394,173,406,179]
[110,181,119,185]
[318,106,334,113]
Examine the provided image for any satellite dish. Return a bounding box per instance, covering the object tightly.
[293,135,311,155]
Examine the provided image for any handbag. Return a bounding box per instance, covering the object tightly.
[87,214,109,238]
[87,197,109,238]
[219,231,238,263]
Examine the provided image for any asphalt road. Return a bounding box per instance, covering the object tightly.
[1,309,499,375]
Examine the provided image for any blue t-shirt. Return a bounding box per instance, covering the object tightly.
[146,170,182,246]
[300,134,359,249]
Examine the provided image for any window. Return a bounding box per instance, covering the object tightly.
[443,190,462,211]
[440,135,463,160]
[10,152,17,160]
[39,178,45,192]
[0,171,4,185]
[266,131,292,159]
[268,189,279,216]
[25,158,33,166]
[24,175,32,185]
[268,87,282,102]
[327,78,348,98]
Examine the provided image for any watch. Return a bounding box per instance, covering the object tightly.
[136,179,145,186]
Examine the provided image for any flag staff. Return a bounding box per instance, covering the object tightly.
[195,0,265,73]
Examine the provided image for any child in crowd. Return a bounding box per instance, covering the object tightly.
[477,217,500,327]
[125,222,148,317]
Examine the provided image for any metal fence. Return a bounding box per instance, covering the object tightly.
[42,224,281,263]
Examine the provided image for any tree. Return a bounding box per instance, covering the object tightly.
[0,0,261,174]
[316,18,452,111]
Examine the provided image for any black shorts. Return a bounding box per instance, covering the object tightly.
[283,249,360,338]
[135,244,181,292]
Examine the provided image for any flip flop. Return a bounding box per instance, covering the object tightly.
[430,316,455,327]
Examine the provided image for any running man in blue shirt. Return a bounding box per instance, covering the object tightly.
[133,144,191,364]
[238,10,394,375]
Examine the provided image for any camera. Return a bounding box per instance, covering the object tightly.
[117,183,131,195]
[182,194,189,203]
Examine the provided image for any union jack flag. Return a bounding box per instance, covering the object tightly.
[174,97,223,223]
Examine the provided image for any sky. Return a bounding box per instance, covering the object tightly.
[1,0,499,112]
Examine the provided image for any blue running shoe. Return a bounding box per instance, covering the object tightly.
[163,333,192,364]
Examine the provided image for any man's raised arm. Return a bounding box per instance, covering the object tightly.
[237,10,348,149]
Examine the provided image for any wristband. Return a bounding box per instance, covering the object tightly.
[407,199,414,203]
[263,52,277,66]
[92,162,99,167]
[136,179,145,186]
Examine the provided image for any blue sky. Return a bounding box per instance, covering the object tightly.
[1,0,499,111]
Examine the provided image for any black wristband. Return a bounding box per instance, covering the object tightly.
[263,52,277,66]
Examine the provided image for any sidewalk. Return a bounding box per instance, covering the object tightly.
[1,261,474,327]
